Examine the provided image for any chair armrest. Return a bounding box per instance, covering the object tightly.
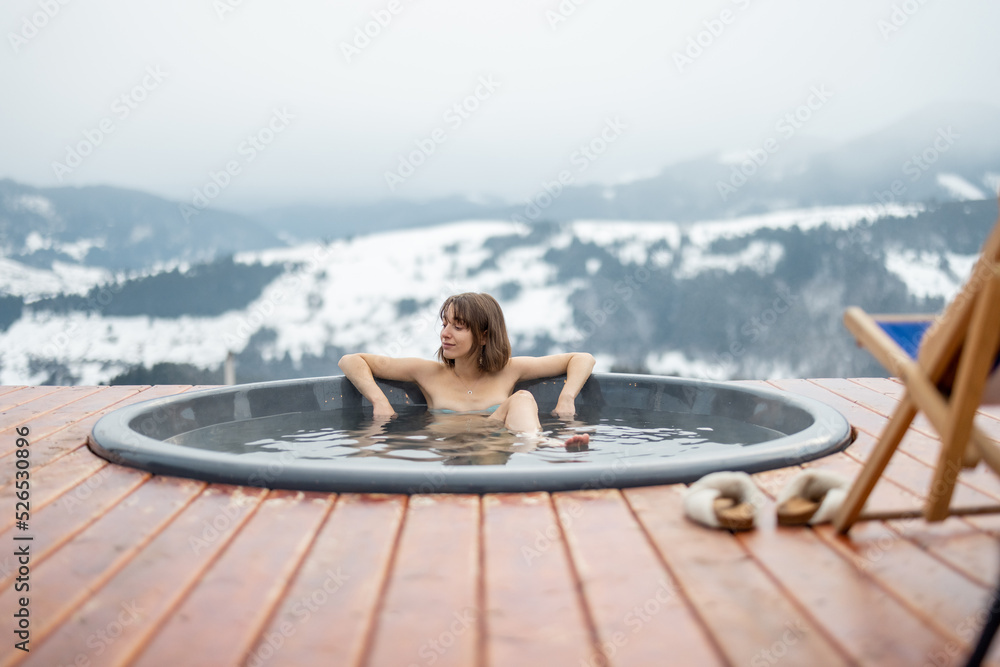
[843,307,917,377]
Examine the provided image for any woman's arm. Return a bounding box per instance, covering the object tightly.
[510,352,596,417]
[338,353,434,417]
[554,352,597,416]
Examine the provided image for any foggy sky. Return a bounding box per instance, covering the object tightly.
[3,0,999,211]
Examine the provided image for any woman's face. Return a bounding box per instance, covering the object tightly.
[440,305,478,362]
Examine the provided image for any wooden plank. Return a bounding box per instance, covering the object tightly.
[775,380,1000,509]
[0,385,140,440]
[0,449,108,534]
[890,517,1000,589]
[22,484,268,667]
[128,490,334,667]
[245,493,406,667]
[0,474,204,651]
[626,483,851,666]
[791,426,1000,588]
[0,386,63,415]
[0,465,149,588]
[4,377,1000,666]
[0,385,194,486]
[876,435,998,509]
[758,447,1000,667]
[0,386,141,461]
[835,376,1000,444]
[0,385,198,526]
[821,377,1000,450]
[816,520,993,639]
[363,494,480,667]
[978,402,1000,420]
[769,378,893,437]
[817,377,908,416]
[0,386,24,400]
[0,386,102,431]
[832,388,1000,511]
[738,498,959,665]
[820,378,1000,500]
[754,454,995,647]
[482,492,595,667]
[850,376,904,397]
[554,489,723,666]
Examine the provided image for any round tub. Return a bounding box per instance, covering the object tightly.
[88,373,853,493]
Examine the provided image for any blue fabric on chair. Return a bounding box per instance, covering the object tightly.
[876,319,1000,371]
[875,320,933,360]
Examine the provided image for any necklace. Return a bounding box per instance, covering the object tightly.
[454,368,483,395]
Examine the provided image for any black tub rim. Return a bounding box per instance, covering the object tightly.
[88,373,853,493]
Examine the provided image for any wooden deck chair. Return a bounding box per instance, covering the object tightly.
[834,210,1000,534]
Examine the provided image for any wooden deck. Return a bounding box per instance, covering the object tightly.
[2,379,1000,666]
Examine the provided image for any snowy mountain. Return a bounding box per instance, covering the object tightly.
[0,179,282,272]
[2,195,997,386]
[3,99,999,388]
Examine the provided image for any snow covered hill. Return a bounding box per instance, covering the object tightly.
[2,198,995,386]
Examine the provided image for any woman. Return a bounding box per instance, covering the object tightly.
[338,292,594,448]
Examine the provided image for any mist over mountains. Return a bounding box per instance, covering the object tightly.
[254,103,1000,240]
[0,103,997,386]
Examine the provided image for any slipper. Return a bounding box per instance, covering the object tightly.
[683,471,761,531]
[776,469,850,526]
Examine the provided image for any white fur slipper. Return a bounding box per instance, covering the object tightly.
[683,471,761,531]
[776,469,850,526]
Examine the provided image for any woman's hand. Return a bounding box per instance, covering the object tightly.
[553,394,577,419]
[511,353,595,418]
[372,400,397,419]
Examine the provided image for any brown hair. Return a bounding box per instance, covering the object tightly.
[436,293,511,373]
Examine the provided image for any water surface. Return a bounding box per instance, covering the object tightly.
[168,405,786,468]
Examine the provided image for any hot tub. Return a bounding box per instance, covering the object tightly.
[88,373,852,493]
